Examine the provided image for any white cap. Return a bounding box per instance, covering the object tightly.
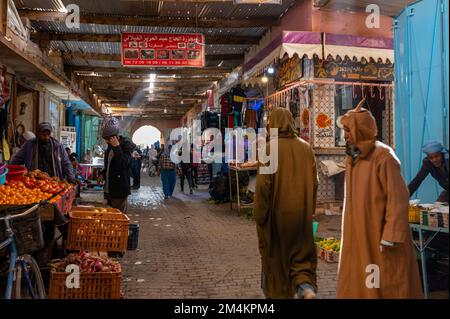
[23,131,36,141]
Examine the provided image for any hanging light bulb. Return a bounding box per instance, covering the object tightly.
[268,67,275,74]
[164,108,168,114]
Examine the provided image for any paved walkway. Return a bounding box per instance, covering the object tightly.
[81,174,339,299]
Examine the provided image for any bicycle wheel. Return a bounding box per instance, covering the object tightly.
[14,255,46,299]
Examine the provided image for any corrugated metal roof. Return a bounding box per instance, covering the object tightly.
[50,41,122,54]
[31,21,266,37]
[13,0,64,11]
[15,0,296,19]
[51,40,250,55]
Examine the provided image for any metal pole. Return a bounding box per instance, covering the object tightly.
[418,228,429,299]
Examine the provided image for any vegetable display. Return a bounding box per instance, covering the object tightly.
[0,170,72,205]
[316,238,340,252]
[51,251,121,273]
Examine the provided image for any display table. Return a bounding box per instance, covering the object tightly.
[228,164,258,215]
[410,223,449,299]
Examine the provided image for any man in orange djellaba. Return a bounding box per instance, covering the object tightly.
[336,99,423,299]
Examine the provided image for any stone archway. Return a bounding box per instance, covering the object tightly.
[126,118,181,145]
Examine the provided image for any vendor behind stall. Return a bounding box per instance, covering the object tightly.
[11,122,75,183]
[408,141,449,203]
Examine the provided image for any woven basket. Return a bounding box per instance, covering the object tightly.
[0,206,44,255]
[408,205,421,224]
[66,211,130,253]
[49,271,121,299]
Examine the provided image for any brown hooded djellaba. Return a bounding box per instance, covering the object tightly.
[254,108,318,299]
[336,103,423,299]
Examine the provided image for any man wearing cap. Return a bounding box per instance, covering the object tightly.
[99,118,136,213]
[336,99,422,299]
[408,141,449,203]
[11,122,75,182]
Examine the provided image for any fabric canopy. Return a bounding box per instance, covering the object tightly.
[242,31,394,81]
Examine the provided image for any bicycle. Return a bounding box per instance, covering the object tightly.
[0,203,46,299]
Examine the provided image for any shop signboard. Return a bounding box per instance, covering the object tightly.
[121,33,205,68]
[274,54,303,90]
[314,57,394,81]
[300,108,311,142]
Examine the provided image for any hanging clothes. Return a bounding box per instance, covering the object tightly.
[244,109,258,129]
[230,86,246,127]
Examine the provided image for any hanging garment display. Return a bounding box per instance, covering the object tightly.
[230,85,246,128]
[244,109,258,129]
[289,87,300,119]
[221,93,231,128]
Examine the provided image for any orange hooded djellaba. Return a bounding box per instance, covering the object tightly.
[336,101,423,299]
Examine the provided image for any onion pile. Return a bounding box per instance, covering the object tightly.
[51,251,122,273]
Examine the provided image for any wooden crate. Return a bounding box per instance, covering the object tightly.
[66,211,130,253]
[49,271,121,299]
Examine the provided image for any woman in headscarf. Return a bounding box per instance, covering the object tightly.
[157,144,177,199]
[408,140,449,203]
[336,99,423,299]
[254,107,318,299]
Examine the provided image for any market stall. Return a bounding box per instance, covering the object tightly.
[241,31,395,208]
[409,201,449,298]
[0,164,134,299]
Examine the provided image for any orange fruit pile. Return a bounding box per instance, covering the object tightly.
[0,181,55,205]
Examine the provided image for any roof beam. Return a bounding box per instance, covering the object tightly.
[19,10,279,28]
[77,73,223,83]
[85,77,222,85]
[62,52,244,62]
[66,65,231,76]
[32,32,259,45]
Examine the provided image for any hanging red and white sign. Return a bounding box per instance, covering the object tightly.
[121,32,205,68]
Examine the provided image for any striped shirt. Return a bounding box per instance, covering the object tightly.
[158,154,176,170]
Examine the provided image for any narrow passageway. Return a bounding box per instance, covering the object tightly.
[83,174,339,299]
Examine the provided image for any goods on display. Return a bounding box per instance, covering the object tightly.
[49,252,122,299]
[51,251,121,273]
[0,170,73,205]
[409,201,449,228]
[316,237,340,263]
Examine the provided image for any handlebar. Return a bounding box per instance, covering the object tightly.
[0,203,40,221]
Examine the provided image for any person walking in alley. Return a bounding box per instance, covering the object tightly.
[178,146,194,194]
[11,122,75,182]
[99,118,136,213]
[157,144,177,199]
[253,108,318,299]
[148,145,158,176]
[408,140,449,203]
[131,146,143,189]
[336,99,423,299]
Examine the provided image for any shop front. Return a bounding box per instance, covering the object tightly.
[242,31,395,207]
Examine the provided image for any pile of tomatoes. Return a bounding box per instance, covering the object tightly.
[0,171,72,205]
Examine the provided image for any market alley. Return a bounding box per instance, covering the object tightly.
[83,174,339,299]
